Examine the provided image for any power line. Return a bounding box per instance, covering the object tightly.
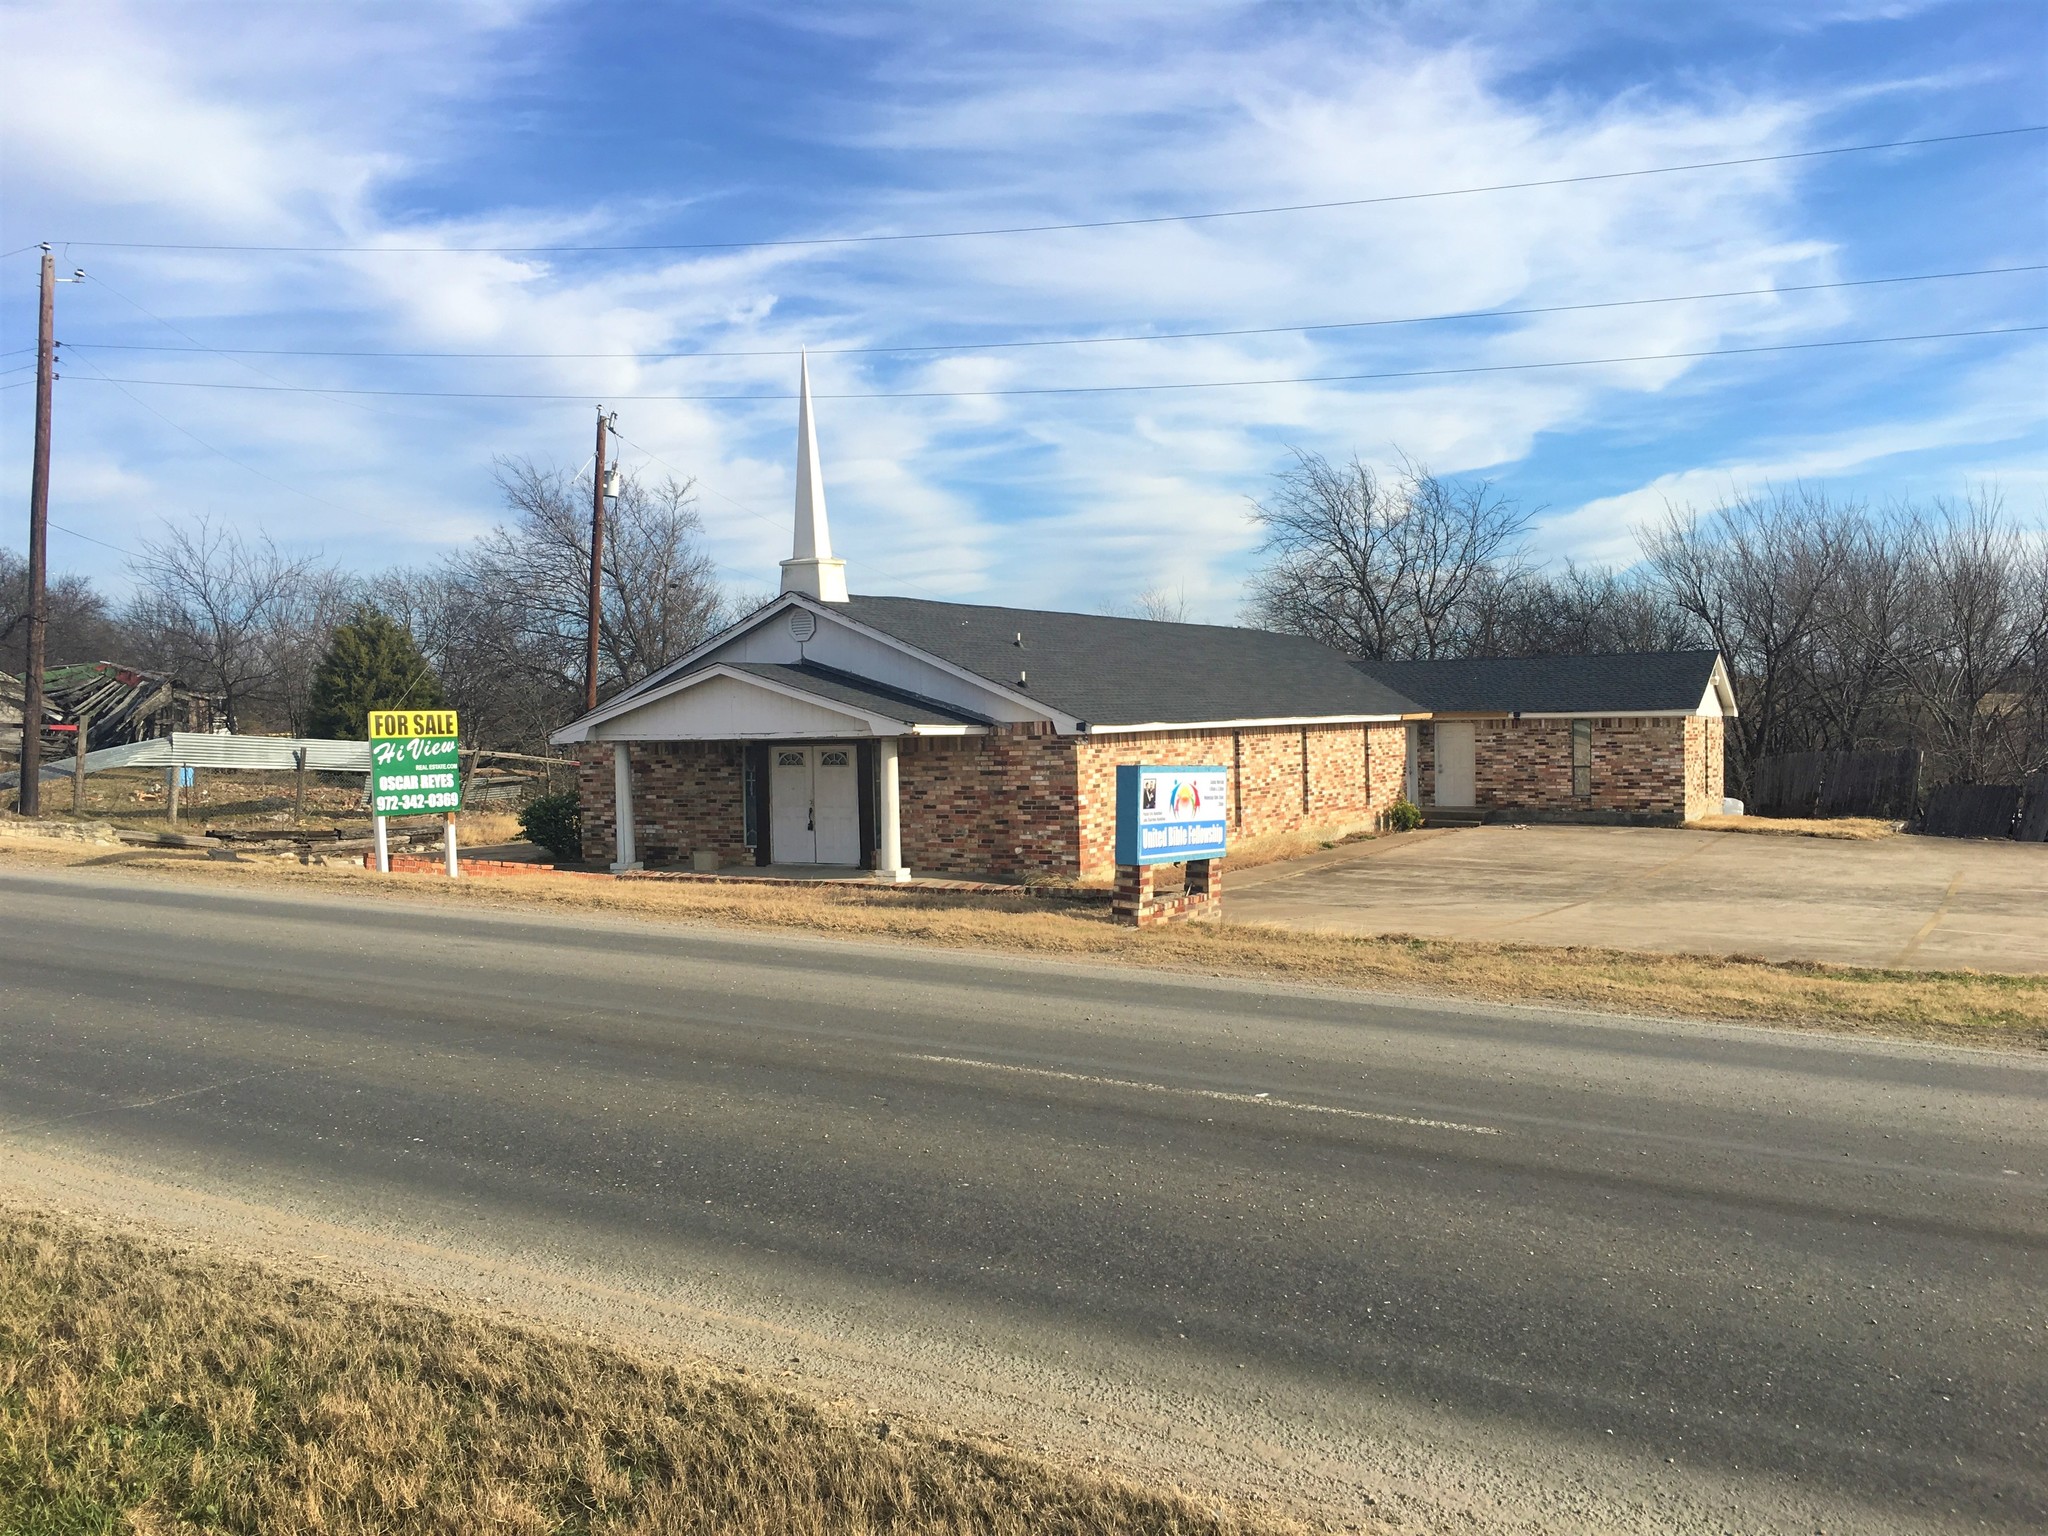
[49,263,2048,361]
[83,271,380,419]
[49,520,140,558]
[64,325,2048,402]
[61,351,359,514]
[609,426,945,599]
[39,126,2047,256]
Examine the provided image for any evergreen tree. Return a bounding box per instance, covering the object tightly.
[305,605,445,739]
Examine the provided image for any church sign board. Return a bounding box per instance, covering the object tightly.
[368,710,463,818]
[1114,763,1228,865]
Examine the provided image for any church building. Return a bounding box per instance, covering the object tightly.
[551,365,1730,880]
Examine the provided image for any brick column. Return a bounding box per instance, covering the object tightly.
[1113,862,1154,924]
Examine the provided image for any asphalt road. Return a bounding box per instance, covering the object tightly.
[2,866,2042,1532]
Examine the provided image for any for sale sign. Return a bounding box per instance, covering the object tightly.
[1113,762,1228,865]
[368,710,462,818]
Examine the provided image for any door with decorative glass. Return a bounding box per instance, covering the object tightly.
[768,745,861,865]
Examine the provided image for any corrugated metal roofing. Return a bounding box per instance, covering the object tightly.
[2,732,370,786]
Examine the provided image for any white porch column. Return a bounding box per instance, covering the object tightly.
[610,742,642,872]
[875,737,909,882]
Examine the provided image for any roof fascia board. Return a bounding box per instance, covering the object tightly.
[1428,709,1703,721]
[1084,712,1408,735]
[601,595,793,711]
[555,593,1079,739]
[552,662,915,743]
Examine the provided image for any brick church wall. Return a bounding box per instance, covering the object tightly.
[897,730,1080,878]
[1448,716,1700,822]
[1073,721,1409,880]
[577,742,751,868]
[575,711,1709,881]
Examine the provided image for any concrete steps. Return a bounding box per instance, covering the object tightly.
[1420,806,1487,829]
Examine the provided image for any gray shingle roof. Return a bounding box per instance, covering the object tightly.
[1352,651,1723,715]
[724,661,994,726]
[837,595,1422,725]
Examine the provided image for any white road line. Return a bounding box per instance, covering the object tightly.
[907,1054,1502,1136]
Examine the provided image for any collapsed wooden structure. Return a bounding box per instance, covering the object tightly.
[0,660,224,768]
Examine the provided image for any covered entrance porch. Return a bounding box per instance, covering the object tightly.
[559,661,994,878]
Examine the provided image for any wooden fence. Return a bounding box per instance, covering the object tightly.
[1919,774,2048,842]
[1750,748,1921,820]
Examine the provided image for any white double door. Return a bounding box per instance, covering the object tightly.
[770,744,860,865]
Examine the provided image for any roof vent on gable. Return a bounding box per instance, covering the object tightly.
[788,608,818,644]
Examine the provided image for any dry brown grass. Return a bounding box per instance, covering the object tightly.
[452,809,527,846]
[1686,814,1900,840]
[0,1205,1302,1536]
[1195,817,1380,874]
[2,834,2041,1050]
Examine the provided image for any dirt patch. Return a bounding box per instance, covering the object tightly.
[0,1203,1307,1536]
[1686,814,1899,840]
[3,834,2041,1050]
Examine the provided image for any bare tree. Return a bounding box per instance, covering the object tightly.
[1896,491,2048,783]
[1465,560,1698,658]
[2,547,129,667]
[268,564,368,736]
[1797,503,1917,754]
[1129,584,1191,623]
[1245,451,1530,658]
[1642,487,1857,795]
[411,457,729,750]
[124,517,336,732]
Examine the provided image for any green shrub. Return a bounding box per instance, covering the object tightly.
[518,791,583,861]
[1386,796,1424,832]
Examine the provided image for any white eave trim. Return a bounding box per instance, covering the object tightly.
[1082,713,1410,735]
[1431,709,1705,721]
[547,662,990,744]
[555,591,1076,738]
[1709,654,1739,717]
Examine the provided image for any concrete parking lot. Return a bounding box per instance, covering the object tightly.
[1228,824,2048,972]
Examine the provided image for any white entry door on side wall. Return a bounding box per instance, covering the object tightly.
[769,745,862,865]
[1433,721,1476,808]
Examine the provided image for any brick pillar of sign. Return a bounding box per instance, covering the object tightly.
[1113,860,1223,927]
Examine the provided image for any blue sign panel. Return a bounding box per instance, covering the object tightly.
[1114,763,1229,865]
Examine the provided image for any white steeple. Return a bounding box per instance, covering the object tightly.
[779,351,849,602]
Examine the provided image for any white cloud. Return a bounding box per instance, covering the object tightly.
[1539,339,2048,564]
[2,0,2036,627]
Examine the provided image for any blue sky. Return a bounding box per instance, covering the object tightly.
[2,0,2043,620]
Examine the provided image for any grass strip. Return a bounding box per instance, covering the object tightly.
[5,838,2043,1050]
[0,1206,1300,1536]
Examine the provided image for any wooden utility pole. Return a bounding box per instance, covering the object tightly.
[584,407,614,714]
[17,247,56,816]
